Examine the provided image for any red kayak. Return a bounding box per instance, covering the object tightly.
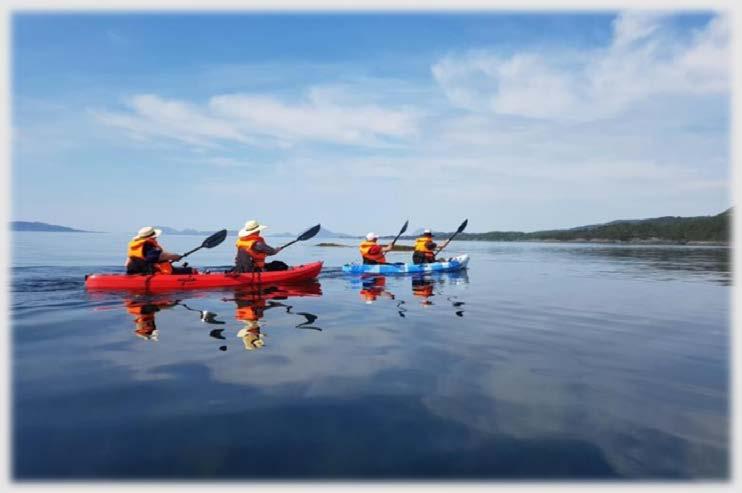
[85,262,323,291]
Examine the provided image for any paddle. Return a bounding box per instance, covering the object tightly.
[372,220,409,266]
[389,220,409,247]
[180,229,228,259]
[278,224,321,250]
[435,219,468,255]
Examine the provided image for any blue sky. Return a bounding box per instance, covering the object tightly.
[12,11,730,235]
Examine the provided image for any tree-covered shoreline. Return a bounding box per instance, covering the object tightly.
[393,209,732,245]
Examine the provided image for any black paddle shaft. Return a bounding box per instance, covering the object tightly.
[180,229,228,259]
[389,220,409,247]
[278,224,321,250]
[435,219,468,254]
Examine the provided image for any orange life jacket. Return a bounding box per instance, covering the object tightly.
[359,240,386,263]
[236,234,267,270]
[127,237,172,274]
[414,236,436,261]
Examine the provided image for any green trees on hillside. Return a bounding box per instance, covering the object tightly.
[451,209,731,243]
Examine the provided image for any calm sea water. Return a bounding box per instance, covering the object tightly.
[11,232,731,479]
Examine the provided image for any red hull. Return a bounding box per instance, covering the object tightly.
[85,262,323,291]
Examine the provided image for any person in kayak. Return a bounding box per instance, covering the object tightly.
[412,229,452,264]
[412,229,439,264]
[233,220,289,273]
[359,232,394,265]
[126,227,194,275]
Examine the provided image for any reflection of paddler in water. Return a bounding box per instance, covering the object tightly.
[411,275,467,315]
[234,290,268,350]
[359,275,395,304]
[125,298,179,341]
[228,283,323,350]
[411,276,435,307]
[123,293,225,341]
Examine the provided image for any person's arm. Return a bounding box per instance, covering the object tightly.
[253,240,281,256]
[381,243,394,253]
[426,241,437,250]
[142,243,163,262]
[435,240,449,252]
[144,242,181,262]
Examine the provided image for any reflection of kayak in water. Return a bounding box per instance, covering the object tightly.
[342,255,469,275]
[85,262,323,292]
[228,282,322,305]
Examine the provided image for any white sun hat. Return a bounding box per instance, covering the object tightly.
[134,226,162,240]
[366,232,379,241]
[423,228,432,234]
[238,219,268,238]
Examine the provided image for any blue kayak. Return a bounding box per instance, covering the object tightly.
[342,254,470,275]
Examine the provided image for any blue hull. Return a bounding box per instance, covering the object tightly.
[342,254,470,275]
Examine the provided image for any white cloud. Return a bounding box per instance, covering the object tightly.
[92,94,251,148]
[431,12,729,121]
[611,11,668,48]
[92,87,420,149]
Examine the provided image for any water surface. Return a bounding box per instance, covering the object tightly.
[11,232,730,479]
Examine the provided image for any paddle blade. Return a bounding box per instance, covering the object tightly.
[202,229,228,249]
[298,224,321,241]
[399,220,409,236]
[456,219,468,234]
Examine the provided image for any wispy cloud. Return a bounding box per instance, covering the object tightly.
[91,94,253,148]
[431,12,729,121]
[92,87,421,149]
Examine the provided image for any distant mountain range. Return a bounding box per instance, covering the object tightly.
[11,221,97,233]
[12,210,732,243]
[314,226,358,239]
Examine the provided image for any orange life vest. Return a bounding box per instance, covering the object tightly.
[414,236,436,261]
[127,237,172,274]
[236,234,267,270]
[359,240,386,263]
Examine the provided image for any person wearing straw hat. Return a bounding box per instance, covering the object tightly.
[233,220,288,273]
[359,232,393,265]
[125,226,194,275]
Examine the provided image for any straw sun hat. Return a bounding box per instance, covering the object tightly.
[238,220,268,238]
[134,226,162,240]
